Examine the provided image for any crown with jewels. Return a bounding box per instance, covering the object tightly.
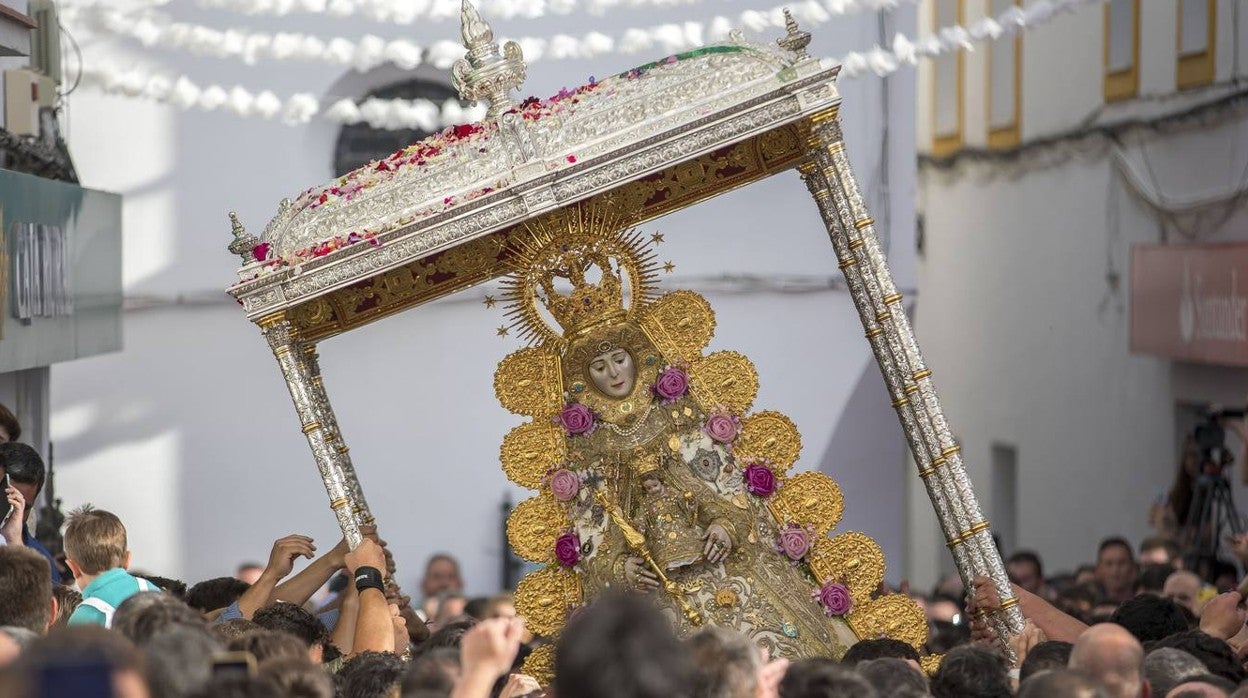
[501,202,659,348]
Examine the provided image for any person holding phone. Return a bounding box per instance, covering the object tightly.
[0,443,60,584]
[1,473,27,545]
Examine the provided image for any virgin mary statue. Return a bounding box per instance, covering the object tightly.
[495,203,926,680]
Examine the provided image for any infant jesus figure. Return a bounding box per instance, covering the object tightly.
[636,469,707,571]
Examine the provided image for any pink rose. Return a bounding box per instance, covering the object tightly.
[252,242,271,262]
[777,525,811,560]
[703,412,740,444]
[555,531,581,568]
[559,403,596,436]
[653,367,689,402]
[813,581,852,616]
[743,464,777,497]
[550,469,581,502]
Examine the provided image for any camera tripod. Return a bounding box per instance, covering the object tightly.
[1181,469,1246,571]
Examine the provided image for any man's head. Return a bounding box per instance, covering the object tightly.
[143,625,222,698]
[336,651,407,698]
[1163,571,1204,614]
[63,505,130,579]
[184,577,251,613]
[112,591,205,645]
[687,626,760,698]
[235,562,264,586]
[856,657,928,697]
[0,404,21,444]
[1167,675,1237,697]
[1150,630,1247,684]
[0,546,55,633]
[1095,538,1138,599]
[13,625,148,698]
[1136,564,1176,596]
[780,657,877,698]
[842,637,923,675]
[1016,669,1109,698]
[555,593,696,698]
[1139,537,1180,567]
[258,657,334,698]
[1143,648,1207,698]
[1069,623,1148,698]
[420,553,463,599]
[252,602,330,663]
[0,442,43,510]
[929,645,1013,698]
[1019,641,1074,683]
[1110,594,1191,643]
[228,630,308,663]
[1008,551,1045,595]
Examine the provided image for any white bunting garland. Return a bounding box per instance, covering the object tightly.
[64,2,841,73]
[78,65,487,128]
[74,0,1100,130]
[59,0,916,24]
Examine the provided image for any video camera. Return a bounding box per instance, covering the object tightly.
[1194,407,1247,474]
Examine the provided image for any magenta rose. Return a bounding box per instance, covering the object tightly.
[777,525,811,560]
[549,469,581,502]
[253,242,271,262]
[813,581,852,616]
[653,367,689,402]
[559,403,596,436]
[555,531,582,568]
[704,412,740,444]
[743,463,777,497]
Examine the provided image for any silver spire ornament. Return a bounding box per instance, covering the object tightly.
[777,9,812,62]
[451,0,527,120]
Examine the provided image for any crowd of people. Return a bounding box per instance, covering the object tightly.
[5,416,1248,697]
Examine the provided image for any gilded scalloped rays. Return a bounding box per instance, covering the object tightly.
[770,471,844,535]
[639,290,716,361]
[688,351,759,413]
[848,594,930,650]
[494,346,564,417]
[807,531,884,603]
[514,565,580,637]
[521,643,556,685]
[734,411,802,471]
[501,421,567,489]
[506,495,569,562]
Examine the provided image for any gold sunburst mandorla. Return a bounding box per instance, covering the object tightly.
[494,202,927,682]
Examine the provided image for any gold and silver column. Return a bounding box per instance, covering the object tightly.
[800,111,1024,647]
[298,344,376,527]
[260,315,364,548]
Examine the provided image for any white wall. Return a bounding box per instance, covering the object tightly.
[52,1,920,592]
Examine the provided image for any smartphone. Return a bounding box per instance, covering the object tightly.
[1,473,11,524]
[212,651,257,680]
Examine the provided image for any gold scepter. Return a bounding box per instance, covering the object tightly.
[594,489,703,626]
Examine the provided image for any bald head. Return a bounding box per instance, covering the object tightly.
[1163,571,1203,614]
[1070,624,1147,698]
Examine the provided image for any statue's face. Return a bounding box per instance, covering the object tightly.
[642,475,662,495]
[588,347,635,398]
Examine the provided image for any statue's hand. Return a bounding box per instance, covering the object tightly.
[704,524,732,564]
[624,556,660,592]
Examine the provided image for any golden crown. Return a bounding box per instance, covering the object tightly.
[501,202,660,348]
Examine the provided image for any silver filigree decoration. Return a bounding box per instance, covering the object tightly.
[451,0,526,120]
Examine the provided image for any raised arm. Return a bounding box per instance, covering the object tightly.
[236,534,317,619]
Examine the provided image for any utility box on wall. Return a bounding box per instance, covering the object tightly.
[3,68,54,136]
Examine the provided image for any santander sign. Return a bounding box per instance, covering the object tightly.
[1132,243,1248,367]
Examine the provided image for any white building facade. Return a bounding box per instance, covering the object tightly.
[912,0,1248,586]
